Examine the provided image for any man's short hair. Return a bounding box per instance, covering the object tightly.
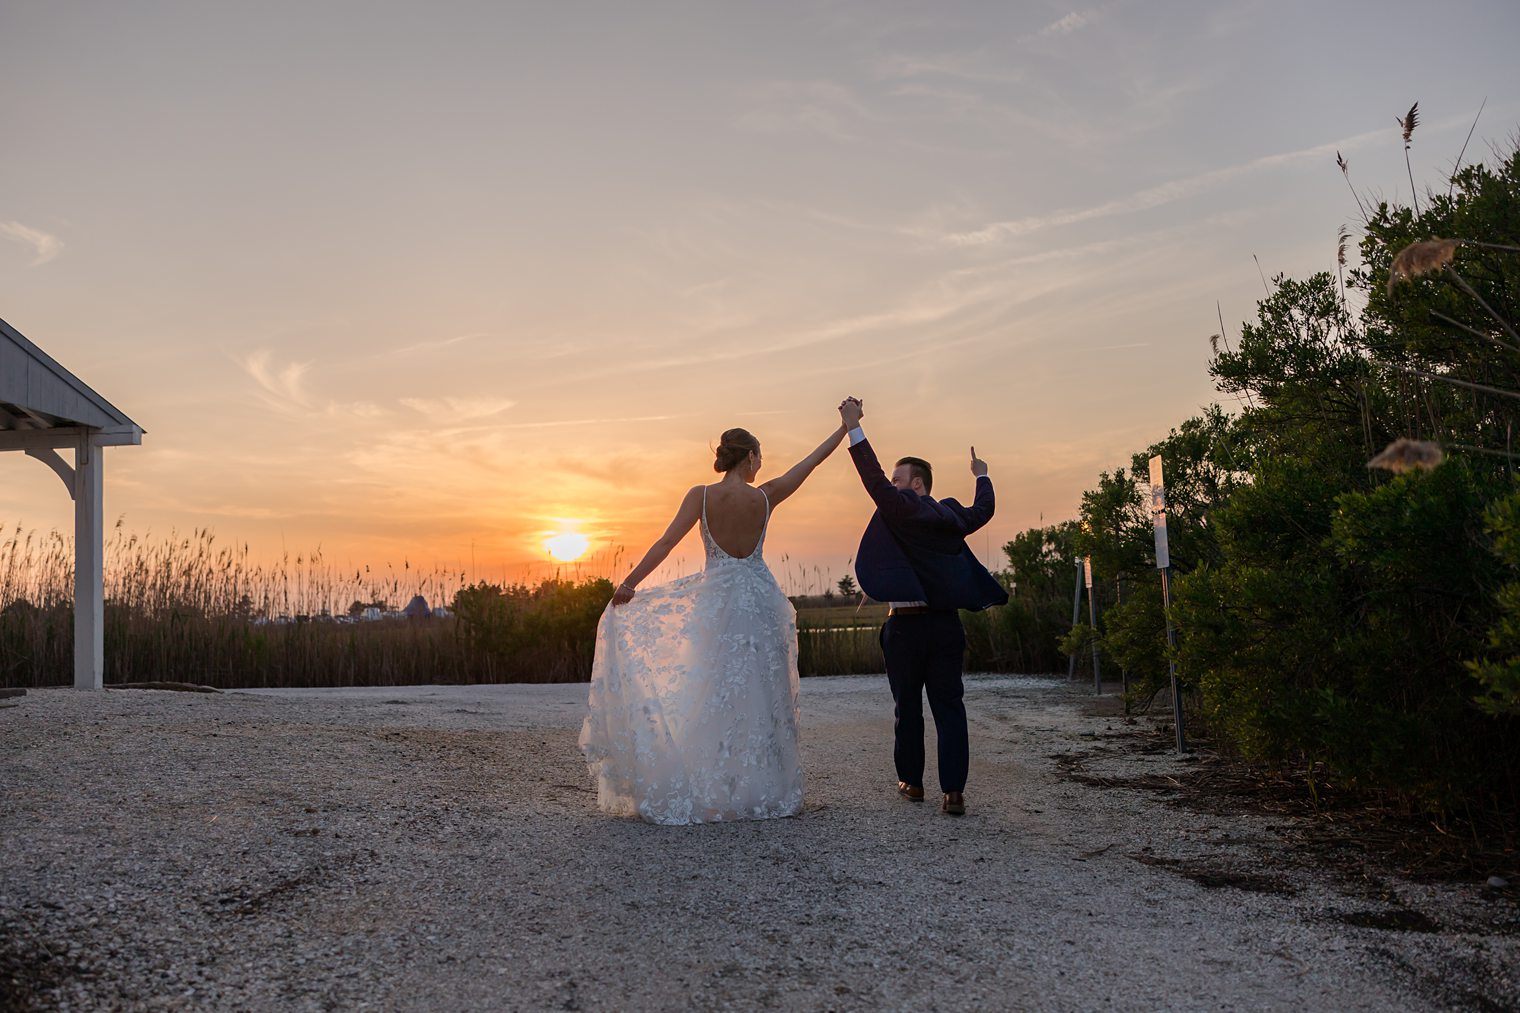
[895,456,933,494]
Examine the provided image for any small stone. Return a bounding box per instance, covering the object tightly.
[1487,875,1509,888]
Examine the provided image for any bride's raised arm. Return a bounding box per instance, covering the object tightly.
[760,422,849,508]
[612,485,704,605]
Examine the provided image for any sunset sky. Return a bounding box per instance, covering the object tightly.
[3,1,1517,594]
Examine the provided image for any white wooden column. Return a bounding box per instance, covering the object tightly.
[73,438,104,690]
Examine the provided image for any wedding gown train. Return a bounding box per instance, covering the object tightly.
[579,488,804,825]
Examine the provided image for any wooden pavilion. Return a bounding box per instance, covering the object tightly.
[0,317,144,688]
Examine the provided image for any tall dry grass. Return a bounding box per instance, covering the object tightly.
[0,522,1026,688]
[0,522,605,688]
[795,602,888,676]
[0,520,472,621]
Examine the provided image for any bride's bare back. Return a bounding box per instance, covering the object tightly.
[610,419,848,606]
[703,483,769,559]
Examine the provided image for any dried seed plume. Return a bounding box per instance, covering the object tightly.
[1368,438,1444,473]
[1387,238,1459,294]
[1398,102,1420,149]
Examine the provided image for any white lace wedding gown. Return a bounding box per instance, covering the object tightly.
[579,488,804,825]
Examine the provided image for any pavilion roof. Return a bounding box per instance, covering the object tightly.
[0,316,142,437]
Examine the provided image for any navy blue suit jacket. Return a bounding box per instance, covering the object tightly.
[849,438,1009,612]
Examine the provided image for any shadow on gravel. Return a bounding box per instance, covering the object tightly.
[1334,909,1443,933]
[0,916,81,1013]
[206,850,374,920]
[1127,851,1297,896]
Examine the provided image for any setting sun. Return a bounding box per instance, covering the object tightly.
[544,532,590,562]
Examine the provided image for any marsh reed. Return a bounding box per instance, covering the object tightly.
[0,522,607,688]
[0,523,1028,688]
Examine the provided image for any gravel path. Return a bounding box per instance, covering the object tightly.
[2,675,1514,1011]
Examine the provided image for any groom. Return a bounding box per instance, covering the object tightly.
[838,397,1008,816]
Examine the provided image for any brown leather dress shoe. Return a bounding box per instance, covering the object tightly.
[897,781,925,800]
[941,791,965,816]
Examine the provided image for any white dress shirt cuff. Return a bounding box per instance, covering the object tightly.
[847,426,866,446]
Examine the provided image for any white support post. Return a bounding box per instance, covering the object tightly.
[73,438,104,690]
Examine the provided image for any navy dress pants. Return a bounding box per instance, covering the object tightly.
[880,610,968,793]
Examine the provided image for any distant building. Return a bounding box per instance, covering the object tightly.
[403,595,431,619]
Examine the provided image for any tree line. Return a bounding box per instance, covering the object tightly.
[975,131,1520,818]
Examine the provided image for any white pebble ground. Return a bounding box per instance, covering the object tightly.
[2,675,1513,1010]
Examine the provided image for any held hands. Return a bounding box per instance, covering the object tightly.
[970,446,988,478]
[838,396,864,429]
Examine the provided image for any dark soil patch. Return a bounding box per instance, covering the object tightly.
[206,850,367,918]
[106,681,221,693]
[1052,727,1519,887]
[0,914,82,1012]
[211,868,326,917]
[1128,852,1297,896]
[1334,908,1444,933]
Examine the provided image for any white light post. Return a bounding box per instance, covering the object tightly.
[1150,455,1186,752]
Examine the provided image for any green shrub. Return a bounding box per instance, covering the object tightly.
[1467,483,1520,715]
[451,579,614,682]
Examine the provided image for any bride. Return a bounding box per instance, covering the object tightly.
[579,419,849,825]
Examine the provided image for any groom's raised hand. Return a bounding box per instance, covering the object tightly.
[970,446,988,478]
[838,396,864,429]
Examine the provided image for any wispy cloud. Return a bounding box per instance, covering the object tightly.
[473,413,694,432]
[869,50,1026,88]
[546,197,1273,390]
[671,276,760,332]
[382,331,495,359]
[869,16,1197,150]
[885,81,1109,147]
[735,80,877,141]
[237,349,388,421]
[943,125,1391,246]
[400,397,517,424]
[0,221,64,265]
[556,258,1093,387]
[1040,10,1099,36]
[240,349,313,410]
[339,402,389,420]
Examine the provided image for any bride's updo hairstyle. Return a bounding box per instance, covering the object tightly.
[714,428,761,473]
